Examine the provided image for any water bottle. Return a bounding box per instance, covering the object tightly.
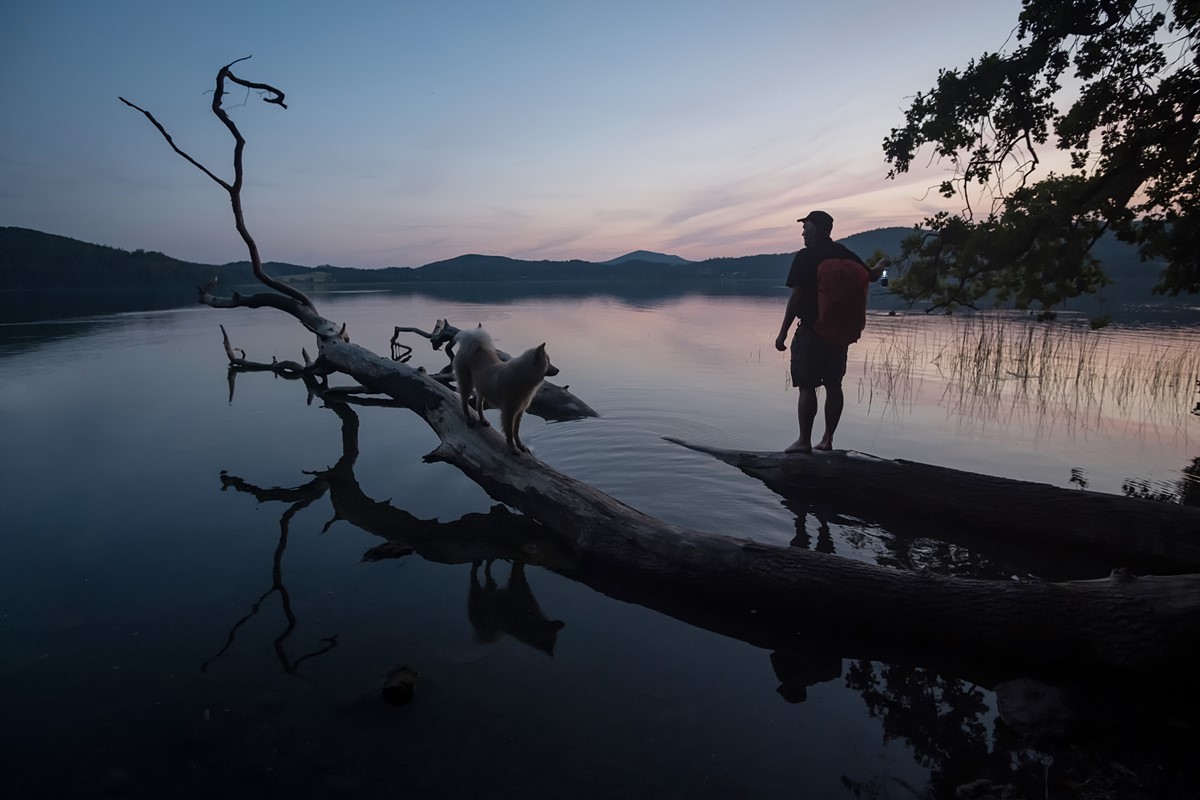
[880,268,889,288]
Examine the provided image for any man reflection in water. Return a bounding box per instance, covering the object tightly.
[774,210,887,453]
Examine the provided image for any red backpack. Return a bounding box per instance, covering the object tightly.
[812,258,869,346]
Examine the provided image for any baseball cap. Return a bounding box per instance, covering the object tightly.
[797,210,834,229]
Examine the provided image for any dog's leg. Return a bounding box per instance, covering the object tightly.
[500,406,516,454]
[507,408,528,454]
[459,376,477,427]
[474,390,490,428]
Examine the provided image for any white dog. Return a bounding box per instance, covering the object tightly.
[453,327,560,455]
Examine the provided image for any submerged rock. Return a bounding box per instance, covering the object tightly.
[381,664,419,706]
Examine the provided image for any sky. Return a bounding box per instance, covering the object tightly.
[0,0,1026,269]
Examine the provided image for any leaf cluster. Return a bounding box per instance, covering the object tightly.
[884,0,1200,310]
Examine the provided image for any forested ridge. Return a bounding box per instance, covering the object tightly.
[0,225,897,291]
[0,227,314,291]
[0,225,1163,298]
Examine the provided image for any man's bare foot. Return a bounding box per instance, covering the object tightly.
[785,439,812,454]
[814,437,833,451]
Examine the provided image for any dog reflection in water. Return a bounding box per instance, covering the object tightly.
[453,326,560,455]
[468,560,565,656]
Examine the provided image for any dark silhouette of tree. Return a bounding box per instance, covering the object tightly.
[884,0,1200,312]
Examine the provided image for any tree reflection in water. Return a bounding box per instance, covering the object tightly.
[204,469,339,676]
[844,661,1003,797]
[842,657,1200,799]
[1122,456,1200,507]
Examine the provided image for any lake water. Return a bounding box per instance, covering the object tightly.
[1,283,1198,798]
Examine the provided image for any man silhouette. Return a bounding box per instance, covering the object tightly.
[774,210,887,453]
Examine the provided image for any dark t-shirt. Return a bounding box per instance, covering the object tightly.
[784,238,867,327]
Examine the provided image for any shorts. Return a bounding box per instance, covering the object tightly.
[790,326,848,389]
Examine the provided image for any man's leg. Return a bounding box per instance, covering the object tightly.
[815,382,843,451]
[786,385,818,453]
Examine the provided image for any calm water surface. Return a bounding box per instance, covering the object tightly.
[1,285,1198,798]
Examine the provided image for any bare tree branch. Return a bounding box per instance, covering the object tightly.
[123,56,311,309]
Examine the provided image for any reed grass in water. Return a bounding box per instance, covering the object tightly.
[860,313,1199,442]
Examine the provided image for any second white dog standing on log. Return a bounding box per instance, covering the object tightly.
[453,327,560,455]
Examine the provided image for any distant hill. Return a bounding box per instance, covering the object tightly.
[0,225,1173,302]
[1086,233,1166,295]
[0,227,798,290]
[839,227,912,259]
[404,250,796,282]
[602,250,691,266]
[0,227,316,292]
[840,225,1175,298]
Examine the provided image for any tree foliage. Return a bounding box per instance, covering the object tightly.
[884,0,1200,311]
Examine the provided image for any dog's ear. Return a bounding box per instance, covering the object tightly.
[537,343,546,352]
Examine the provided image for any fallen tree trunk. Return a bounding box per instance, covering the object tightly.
[664,439,1200,573]
[128,60,1200,678]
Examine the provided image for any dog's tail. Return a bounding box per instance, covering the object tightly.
[454,326,496,363]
